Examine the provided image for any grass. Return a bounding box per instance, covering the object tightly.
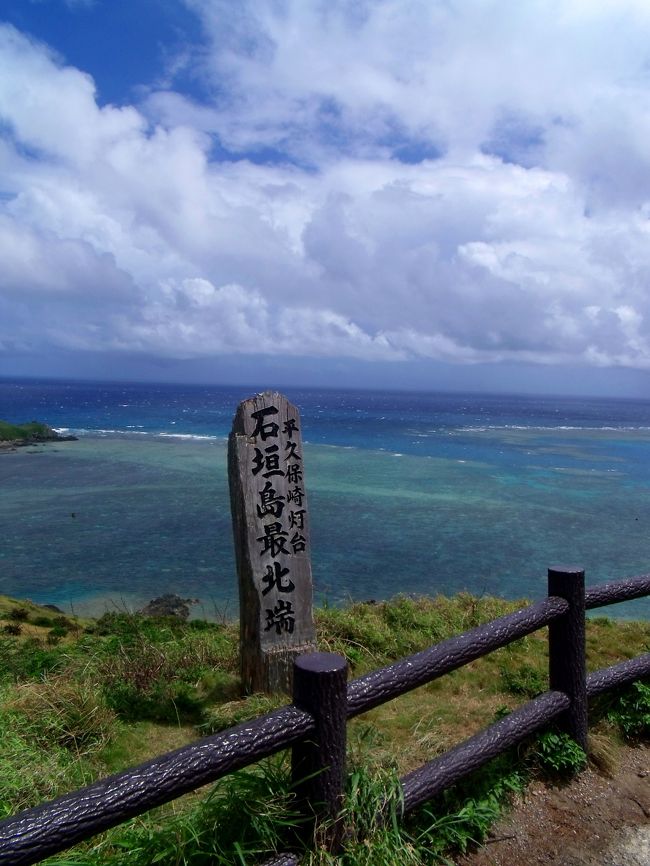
[0,592,647,864]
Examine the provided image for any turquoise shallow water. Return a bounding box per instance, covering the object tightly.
[1,379,650,618]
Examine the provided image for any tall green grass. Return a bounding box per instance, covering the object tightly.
[0,594,647,864]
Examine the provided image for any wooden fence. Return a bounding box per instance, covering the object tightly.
[0,566,649,865]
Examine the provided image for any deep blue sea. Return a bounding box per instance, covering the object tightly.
[1,378,650,619]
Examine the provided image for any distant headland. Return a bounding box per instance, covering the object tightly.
[0,420,78,451]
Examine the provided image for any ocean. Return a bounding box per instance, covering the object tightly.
[1,378,649,619]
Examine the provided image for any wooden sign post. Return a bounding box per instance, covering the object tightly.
[229,391,317,693]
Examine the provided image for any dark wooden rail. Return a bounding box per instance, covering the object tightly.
[347,595,569,717]
[0,568,648,865]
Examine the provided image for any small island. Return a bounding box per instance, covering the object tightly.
[0,420,77,451]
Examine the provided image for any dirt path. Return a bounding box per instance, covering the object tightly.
[456,744,649,866]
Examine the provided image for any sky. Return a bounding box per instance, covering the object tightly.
[2,1,650,395]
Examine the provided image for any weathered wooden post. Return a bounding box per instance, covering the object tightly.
[229,392,317,693]
[548,565,588,753]
[292,652,347,851]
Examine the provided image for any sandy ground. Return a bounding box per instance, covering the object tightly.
[456,743,649,866]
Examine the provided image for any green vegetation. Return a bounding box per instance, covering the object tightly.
[532,730,587,776]
[0,420,54,441]
[605,680,650,738]
[0,593,647,864]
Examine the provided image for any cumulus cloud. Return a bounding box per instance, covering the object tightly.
[125,277,398,359]
[3,2,650,374]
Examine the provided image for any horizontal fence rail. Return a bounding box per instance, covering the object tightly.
[346,596,569,717]
[585,574,650,610]
[400,689,571,813]
[399,649,650,815]
[0,707,315,866]
[0,571,648,865]
[586,654,650,697]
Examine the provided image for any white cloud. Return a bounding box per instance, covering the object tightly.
[3,4,650,373]
[0,27,144,166]
[123,277,399,360]
[176,0,650,168]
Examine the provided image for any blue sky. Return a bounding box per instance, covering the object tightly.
[1,1,203,106]
[3,0,650,395]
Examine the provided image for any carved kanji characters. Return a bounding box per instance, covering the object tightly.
[250,405,279,440]
[252,445,284,478]
[290,532,307,553]
[261,561,295,595]
[284,441,301,461]
[289,509,305,530]
[286,463,303,483]
[257,521,290,557]
[256,481,285,518]
[287,486,305,506]
[264,599,295,634]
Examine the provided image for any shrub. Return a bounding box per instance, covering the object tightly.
[607,681,650,738]
[188,618,215,631]
[8,608,29,622]
[2,623,22,636]
[194,669,240,703]
[532,730,587,777]
[103,679,204,724]
[93,611,184,639]
[84,616,238,724]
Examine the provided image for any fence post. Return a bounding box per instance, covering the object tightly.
[547,565,588,753]
[291,652,347,852]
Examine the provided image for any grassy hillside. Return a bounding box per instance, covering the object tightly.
[0,593,648,864]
